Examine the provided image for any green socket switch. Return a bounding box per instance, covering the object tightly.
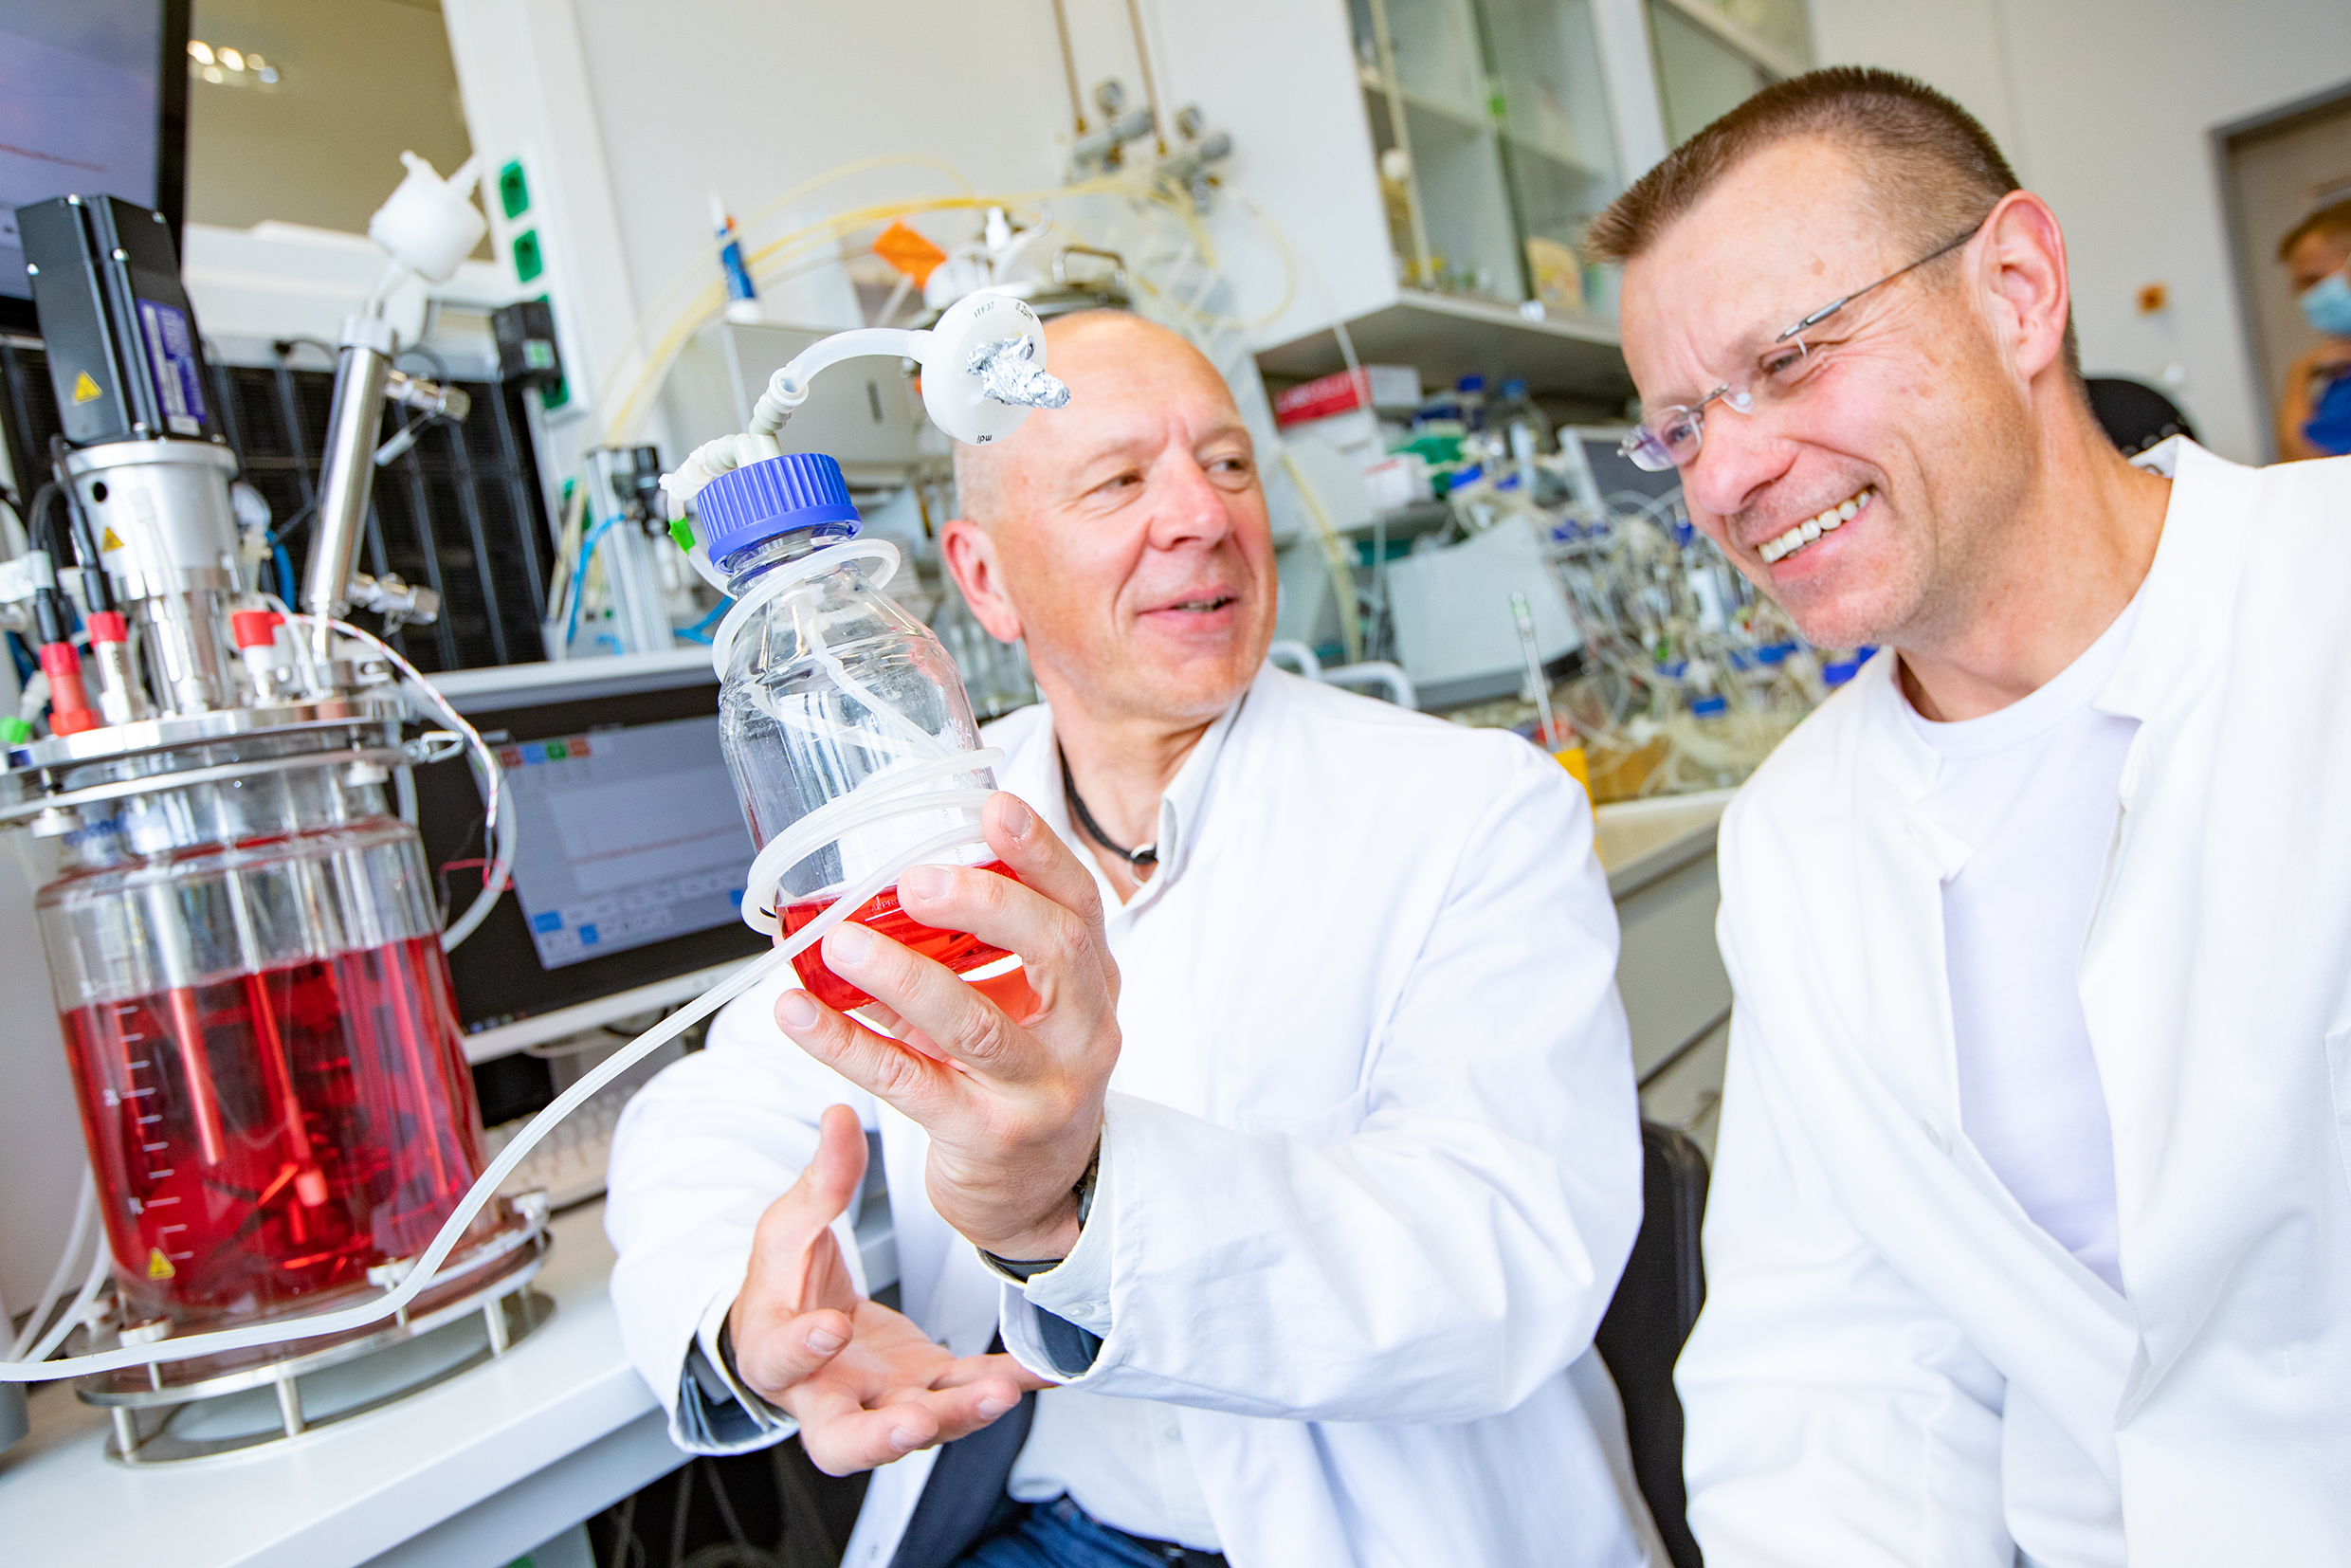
[498,158,530,220]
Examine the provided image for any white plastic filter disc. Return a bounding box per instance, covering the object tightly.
[920,291,1048,446]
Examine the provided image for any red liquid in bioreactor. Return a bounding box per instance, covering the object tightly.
[59,934,499,1331]
[778,859,1024,1012]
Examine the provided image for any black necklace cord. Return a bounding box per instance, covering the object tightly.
[1059,745,1158,871]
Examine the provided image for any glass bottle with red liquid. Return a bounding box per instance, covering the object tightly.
[36,735,522,1340]
[699,452,1020,1011]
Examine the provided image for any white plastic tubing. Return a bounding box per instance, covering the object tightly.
[1,553,1002,1384]
[263,607,514,954]
[663,328,928,530]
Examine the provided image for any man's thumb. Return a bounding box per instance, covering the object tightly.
[802,1103,868,1218]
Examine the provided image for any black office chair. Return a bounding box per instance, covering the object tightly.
[1596,1121,1711,1568]
[2084,376,2196,458]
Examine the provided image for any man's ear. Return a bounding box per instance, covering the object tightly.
[1979,190,2071,389]
[939,518,1024,643]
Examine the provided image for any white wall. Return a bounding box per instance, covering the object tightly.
[187,0,475,240]
[1806,0,2351,465]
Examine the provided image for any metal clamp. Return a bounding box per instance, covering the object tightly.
[0,743,410,824]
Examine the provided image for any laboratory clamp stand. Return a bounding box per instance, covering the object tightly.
[0,173,551,1464]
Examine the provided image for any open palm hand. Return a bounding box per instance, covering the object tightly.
[726,1104,1039,1476]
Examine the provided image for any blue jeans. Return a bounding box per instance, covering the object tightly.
[955,1495,1216,1568]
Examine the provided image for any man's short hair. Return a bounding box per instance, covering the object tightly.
[1588,65,2080,376]
[2279,198,2351,261]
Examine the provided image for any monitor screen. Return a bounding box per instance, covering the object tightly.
[416,656,769,1040]
[1576,431,1687,507]
[498,714,755,971]
[0,1,190,333]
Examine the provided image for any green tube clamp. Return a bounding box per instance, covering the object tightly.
[667,516,697,556]
[0,716,34,745]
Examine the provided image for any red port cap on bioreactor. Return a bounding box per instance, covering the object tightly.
[86,611,129,644]
[230,610,285,650]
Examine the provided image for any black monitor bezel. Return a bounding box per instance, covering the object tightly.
[0,0,191,337]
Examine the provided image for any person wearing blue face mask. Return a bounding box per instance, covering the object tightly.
[2276,199,2351,461]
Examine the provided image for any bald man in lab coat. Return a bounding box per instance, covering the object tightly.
[1590,68,2351,1566]
[605,313,1660,1568]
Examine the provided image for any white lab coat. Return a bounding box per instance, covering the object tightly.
[1679,440,2351,1566]
[606,668,1659,1568]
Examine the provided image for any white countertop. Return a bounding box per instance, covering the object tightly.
[0,1201,668,1568]
[1592,789,1734,901]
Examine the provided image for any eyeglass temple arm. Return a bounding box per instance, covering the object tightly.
[1773,222,1990,344]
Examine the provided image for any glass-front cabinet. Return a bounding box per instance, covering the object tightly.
[1347,0,1627,320]
[1648,0,1811,148]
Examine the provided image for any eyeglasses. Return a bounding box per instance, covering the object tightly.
[1618,216,1992,472]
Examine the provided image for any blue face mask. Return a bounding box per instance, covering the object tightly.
[2301,270,2351,337]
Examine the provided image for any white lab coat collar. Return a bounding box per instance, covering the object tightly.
[995,671,1256,914]
[1855,435,2244,821]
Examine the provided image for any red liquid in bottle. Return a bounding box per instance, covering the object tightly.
[59,933,502,1332]
[778,859,1023,1012]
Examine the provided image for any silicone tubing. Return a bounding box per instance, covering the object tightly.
[749,328,929,437]
[5,1170,95,1361]
[665,330,942,520]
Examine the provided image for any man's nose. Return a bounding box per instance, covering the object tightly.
[1679,405,1795,520]
[1145,454,1236,549]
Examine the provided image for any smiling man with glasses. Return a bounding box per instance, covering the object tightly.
[1589,66,2351,1567]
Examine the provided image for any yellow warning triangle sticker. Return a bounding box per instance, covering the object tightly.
[147,1248,176,1280]
[100,526,124,552]
[71,371,102,404]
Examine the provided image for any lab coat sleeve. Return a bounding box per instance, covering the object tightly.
[604,982,876,1456]
[1675,929,2012,1568]
[1001,748,1643,1422]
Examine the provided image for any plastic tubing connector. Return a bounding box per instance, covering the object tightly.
[39,643,100,737]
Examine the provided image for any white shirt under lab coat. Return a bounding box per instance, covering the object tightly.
[1679,441,2351,1567]
[605,666,1658,1568]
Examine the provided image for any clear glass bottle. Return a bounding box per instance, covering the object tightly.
[36,733,520,1340]
[700,453,1016,1012]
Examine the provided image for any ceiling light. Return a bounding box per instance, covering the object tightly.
[257,65,279,84]
[202,64,223,83]
[188,40,213,64]
[246,53,266,69]
[220,47,244,71]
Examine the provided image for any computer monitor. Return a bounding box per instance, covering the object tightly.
[417,649,768,1063]
[0,1,191,335]
[1566,428,1686,508]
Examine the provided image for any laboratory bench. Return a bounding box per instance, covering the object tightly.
[0,1202,667,1568]
[0,789,1735,1568]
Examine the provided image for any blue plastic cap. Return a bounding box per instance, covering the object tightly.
[1456,374,1485,392]
[695,452,861,566]
[1500,378,1528,398]
[1691,694,1728,717]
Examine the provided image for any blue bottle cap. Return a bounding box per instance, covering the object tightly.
[1500,378,1528,398]
[695,452,861,566]
[1691,694,1728,717]
[1456,374,1485,393]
